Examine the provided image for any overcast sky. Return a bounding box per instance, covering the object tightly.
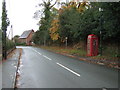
[0,0,64,39]
[7,0,42,39]
[0,0,119,39]
[0,0,42,39]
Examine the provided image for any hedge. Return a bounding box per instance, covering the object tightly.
[6,39,16,51]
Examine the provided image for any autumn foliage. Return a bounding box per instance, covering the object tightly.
[60,1,88,13]
[49,1,88,41]
[34,1,120,57]
[49,19,59,41]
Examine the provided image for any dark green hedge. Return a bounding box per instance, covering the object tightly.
[15,42,26,46]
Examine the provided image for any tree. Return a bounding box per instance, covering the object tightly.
[0,29,2,51]
[1,0,10,59]
[99,2,120,41]
[49,8,60,41]
[58,1,88,44]
[34,0,58,45]
[74,2,100,41]
[33,30,44,45]
[0,29,2,42]
[49,18,59,41]
[13,35,20,43]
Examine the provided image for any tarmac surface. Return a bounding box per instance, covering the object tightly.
[1,46,119,89]
[17,46,118,88]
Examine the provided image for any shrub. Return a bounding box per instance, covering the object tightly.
[6,39,16,51]
[15,42,26,46]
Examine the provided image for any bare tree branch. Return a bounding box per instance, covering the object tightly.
[50,0,58,8]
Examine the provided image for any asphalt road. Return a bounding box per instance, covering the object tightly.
[17,46,118,88]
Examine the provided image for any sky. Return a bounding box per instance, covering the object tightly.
[0,0,42,39]
[0,0,64,39]
[0,0,119,39]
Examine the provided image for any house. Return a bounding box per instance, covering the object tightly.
[19,29,34,45]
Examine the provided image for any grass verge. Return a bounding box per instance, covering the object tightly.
[38,45,119,61]
[35,45,119,69]
[39,46,86,57]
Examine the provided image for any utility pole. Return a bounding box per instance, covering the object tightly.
[44,36,46,46]
[11,25,13,41]
[65,37,68,48]
[99,8,103,56]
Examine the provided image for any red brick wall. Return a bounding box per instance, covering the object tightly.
[26,31,34,45]
[19,30,34,45]
[19,38,26,44]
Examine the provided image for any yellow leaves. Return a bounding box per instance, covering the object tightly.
[50,33,59,41]
[60,1,89,13]
[77,2,88,13]
[51,19,59,26]
[61,1,77,10]
[61,5,67,9]
[49,19,60,41]
[69,1,77,8]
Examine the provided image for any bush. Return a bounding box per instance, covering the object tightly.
[15,42,26,46]
[6,39,16,51]
[102,43,119,57]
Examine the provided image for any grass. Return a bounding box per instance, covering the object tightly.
[38,45,87,57]
[34,44,119,69]
[37,45,119,62]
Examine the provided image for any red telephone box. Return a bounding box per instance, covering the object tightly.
[87,34,98,56]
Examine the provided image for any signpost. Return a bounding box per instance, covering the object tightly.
[65,37,68,48]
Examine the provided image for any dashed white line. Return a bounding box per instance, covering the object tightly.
[31,49,42,55]
[31,48,52,61]
[31,48,80,77]
[56,62,81,77]
[43,55,52,60]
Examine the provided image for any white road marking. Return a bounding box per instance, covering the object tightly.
[43,55,52,60]
[31,49,42,55]
[31,48,52,61]
[56,62,81,77]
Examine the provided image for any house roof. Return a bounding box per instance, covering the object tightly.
[19,30,34,39]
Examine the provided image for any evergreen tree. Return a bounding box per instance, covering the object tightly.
[1,0,10,59]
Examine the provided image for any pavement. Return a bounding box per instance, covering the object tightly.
[2,48,21,88]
